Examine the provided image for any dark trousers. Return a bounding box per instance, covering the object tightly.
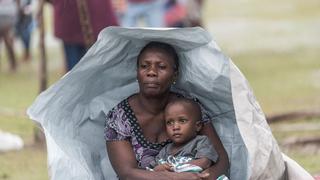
[63,42,86,71]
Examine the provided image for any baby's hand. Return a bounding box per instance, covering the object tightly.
[153,163,173,172]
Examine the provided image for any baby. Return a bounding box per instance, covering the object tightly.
[151,98,218,173]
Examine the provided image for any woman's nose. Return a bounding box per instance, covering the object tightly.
[146,66,157,77]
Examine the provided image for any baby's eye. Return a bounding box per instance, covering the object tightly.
[178,119,188,124]
[166,120,174,126]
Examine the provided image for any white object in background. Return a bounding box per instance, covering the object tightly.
[0,130,24,152]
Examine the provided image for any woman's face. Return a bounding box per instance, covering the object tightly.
[137,48,177,97]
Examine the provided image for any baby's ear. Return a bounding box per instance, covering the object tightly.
[196,121,202,132]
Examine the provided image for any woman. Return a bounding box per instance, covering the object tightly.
[105,41,229,179]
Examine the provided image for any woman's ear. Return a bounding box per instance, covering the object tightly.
[174,70,179,78]
[196,121,203,133]
[172,71,179,84]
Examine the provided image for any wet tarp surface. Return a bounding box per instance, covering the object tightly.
[27,27,312,180]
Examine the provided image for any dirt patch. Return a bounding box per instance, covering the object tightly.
[282,136,320,154]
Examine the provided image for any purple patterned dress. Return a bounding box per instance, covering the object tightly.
[104,96,210,169]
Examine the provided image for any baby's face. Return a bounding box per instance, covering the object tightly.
[165,103,200,145]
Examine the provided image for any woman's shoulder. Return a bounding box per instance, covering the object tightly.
[105,97,133,141]
[108,98,127,112]
[108,94,138,113]
[106,93,141,123]
[107,97,133,121]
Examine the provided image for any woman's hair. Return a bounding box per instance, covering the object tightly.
[137,41,179,71]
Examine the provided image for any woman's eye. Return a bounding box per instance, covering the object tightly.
[158,64,166,69]
[140,64,147,69]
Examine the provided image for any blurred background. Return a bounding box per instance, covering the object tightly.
[0,0,319,179]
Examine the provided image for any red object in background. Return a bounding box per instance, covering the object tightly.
[165,3,186,27]
[53,0,118,44]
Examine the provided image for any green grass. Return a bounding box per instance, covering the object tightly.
[270,118,320,141]
[0,5,62,177]
[204,0,320,20]
[0,116,34,144]
[233,48,320,114]
[0,64,61,180]
[286,151,320,174]
[0,68,38,109]
[0,146,48,180]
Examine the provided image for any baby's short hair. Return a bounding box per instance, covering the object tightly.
[165,98,202,122]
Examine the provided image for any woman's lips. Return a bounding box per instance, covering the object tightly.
[144,82,159,88]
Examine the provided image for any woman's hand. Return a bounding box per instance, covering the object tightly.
[168,171,210,180]
[153,163,173,172]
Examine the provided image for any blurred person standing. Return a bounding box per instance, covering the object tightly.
[15,0,35,62]
[111,0,127,24]
[164,0,187,27]
[38,0,118,72]
[184,0,204,27]
[0,0,19,71]
[164,0,204,28]
[121,0,165,27]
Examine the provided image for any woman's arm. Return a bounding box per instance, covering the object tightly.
[106,140,209,180]
[187,158,212,170]
[200,123,230,179]
[153,163,173,172]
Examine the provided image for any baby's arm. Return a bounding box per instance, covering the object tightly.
[186,157,212,170]
[153,163,173,172]
[190,136,219,170]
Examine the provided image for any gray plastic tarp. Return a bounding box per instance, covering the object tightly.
[27,27,313,180]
